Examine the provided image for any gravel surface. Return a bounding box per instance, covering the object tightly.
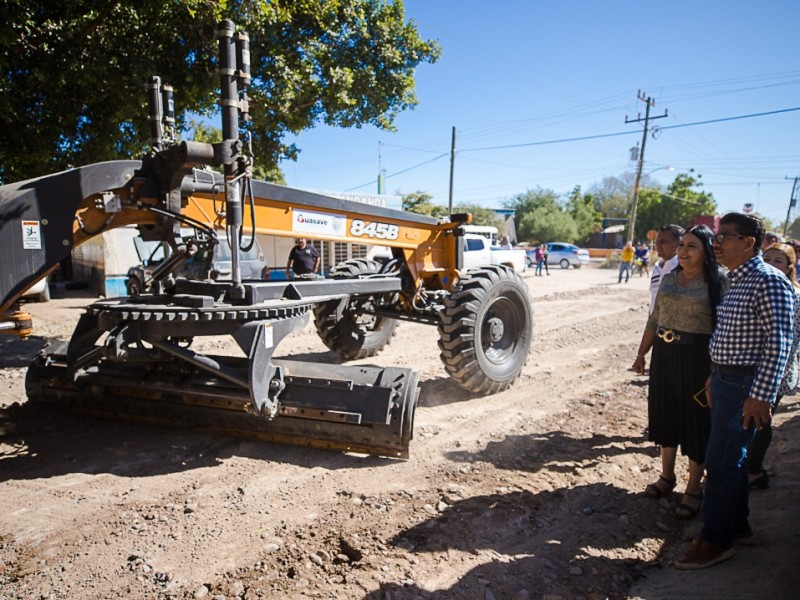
[1,264,797,599]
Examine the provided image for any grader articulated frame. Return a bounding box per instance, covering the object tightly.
[0,21,532,458]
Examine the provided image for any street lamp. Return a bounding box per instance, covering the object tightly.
[627,165,675,243]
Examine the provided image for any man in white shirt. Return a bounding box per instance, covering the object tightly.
[649,224,685,313]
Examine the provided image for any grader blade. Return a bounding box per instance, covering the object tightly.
[26,347,418,458]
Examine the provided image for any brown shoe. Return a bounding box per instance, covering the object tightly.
[674,536,735,570]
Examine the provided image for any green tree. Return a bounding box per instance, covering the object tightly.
[587,174,635,219]
[505,187,578,243]
[452,203,505,230]
[400,191,448,217]
[786,217,800,241]
[189,119,285,183]
[0,1,440,183]
[749,212,775,233]
[565,186,601,244]
[518,206,578,244]
[635,172,717,235]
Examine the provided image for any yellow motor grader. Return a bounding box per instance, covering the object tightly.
[0,21,532,458]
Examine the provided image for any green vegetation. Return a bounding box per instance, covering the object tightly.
[401,170,718,245]
[0,1,440,183]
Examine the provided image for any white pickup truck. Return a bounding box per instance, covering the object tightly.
[462,233,527,273]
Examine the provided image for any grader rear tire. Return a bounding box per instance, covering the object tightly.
[313,259,399,360]
[438,266,533,394]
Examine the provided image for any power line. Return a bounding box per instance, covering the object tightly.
[660,106,800,131]
[343,152,449,192]
[339,105,800,192]
[460,105,800,152]
[463,129,635,152]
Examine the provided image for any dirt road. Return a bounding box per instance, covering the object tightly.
[1,264,797,599]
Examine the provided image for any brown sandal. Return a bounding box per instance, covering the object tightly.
[675,492,703,520]
[645,475,676,499]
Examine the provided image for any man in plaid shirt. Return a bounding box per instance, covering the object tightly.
[676,213,795,570]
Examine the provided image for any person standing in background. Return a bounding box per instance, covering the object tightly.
[650,225,685,313]
[541,243,550,275]
[286,238,320,279]
[635,242,651,277]
[618,241,635,283]
[746,242,800,490]
[534,245,545,276]
[761,231,782,251]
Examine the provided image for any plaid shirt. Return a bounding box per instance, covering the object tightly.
[709,255,795,404]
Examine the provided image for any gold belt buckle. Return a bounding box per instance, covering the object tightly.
[658,328,679,343]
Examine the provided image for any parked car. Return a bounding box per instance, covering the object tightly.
[462,234,527,273]
[546,242,590,269]
[525,243,590,269]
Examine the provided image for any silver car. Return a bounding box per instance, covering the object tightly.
[545,242,590,269]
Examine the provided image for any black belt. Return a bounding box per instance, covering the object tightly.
[711,363,755,377]
[655,327,706,345]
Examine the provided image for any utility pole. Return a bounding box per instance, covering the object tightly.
[448,126,456,214]
[377,141,385,194]
[782,176,800,238]
[625,92,668,243]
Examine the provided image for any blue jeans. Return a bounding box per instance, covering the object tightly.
[701,371,758,549]
[618,261,631,282]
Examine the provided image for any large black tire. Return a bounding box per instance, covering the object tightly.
[438,266,533,394]
[313,259,399,360]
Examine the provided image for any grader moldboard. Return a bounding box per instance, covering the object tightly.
[0,21,533,458]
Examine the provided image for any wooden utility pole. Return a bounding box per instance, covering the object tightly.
[625,92,668,243]
[448,126,456,214]
[782,176,800,237]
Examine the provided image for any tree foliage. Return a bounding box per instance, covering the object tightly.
[0,1,440,183]
[587,174,635,219]
[399,192,503,228]
[634,172,717,237]
[400,191,448,217]
[497,172,714,245]
[505,187,577,243]
[189,119,285,183]
[452,203,505,230]
[785,218,800,241]
[566,185,601,243]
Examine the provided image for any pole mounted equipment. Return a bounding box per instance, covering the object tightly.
[624,91,668,243]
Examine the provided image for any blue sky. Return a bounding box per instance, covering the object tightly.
[281,0,800,226]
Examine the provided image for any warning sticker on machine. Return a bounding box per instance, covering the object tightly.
[21,220,42,249]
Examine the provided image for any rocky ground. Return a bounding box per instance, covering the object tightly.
[0,264,798,599]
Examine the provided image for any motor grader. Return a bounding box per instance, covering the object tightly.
[0,21,532,458]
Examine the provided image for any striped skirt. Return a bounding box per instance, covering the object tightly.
[648,333,712,464]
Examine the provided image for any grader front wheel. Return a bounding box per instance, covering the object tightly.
[438,266,533,394]
[313,259,399,360]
